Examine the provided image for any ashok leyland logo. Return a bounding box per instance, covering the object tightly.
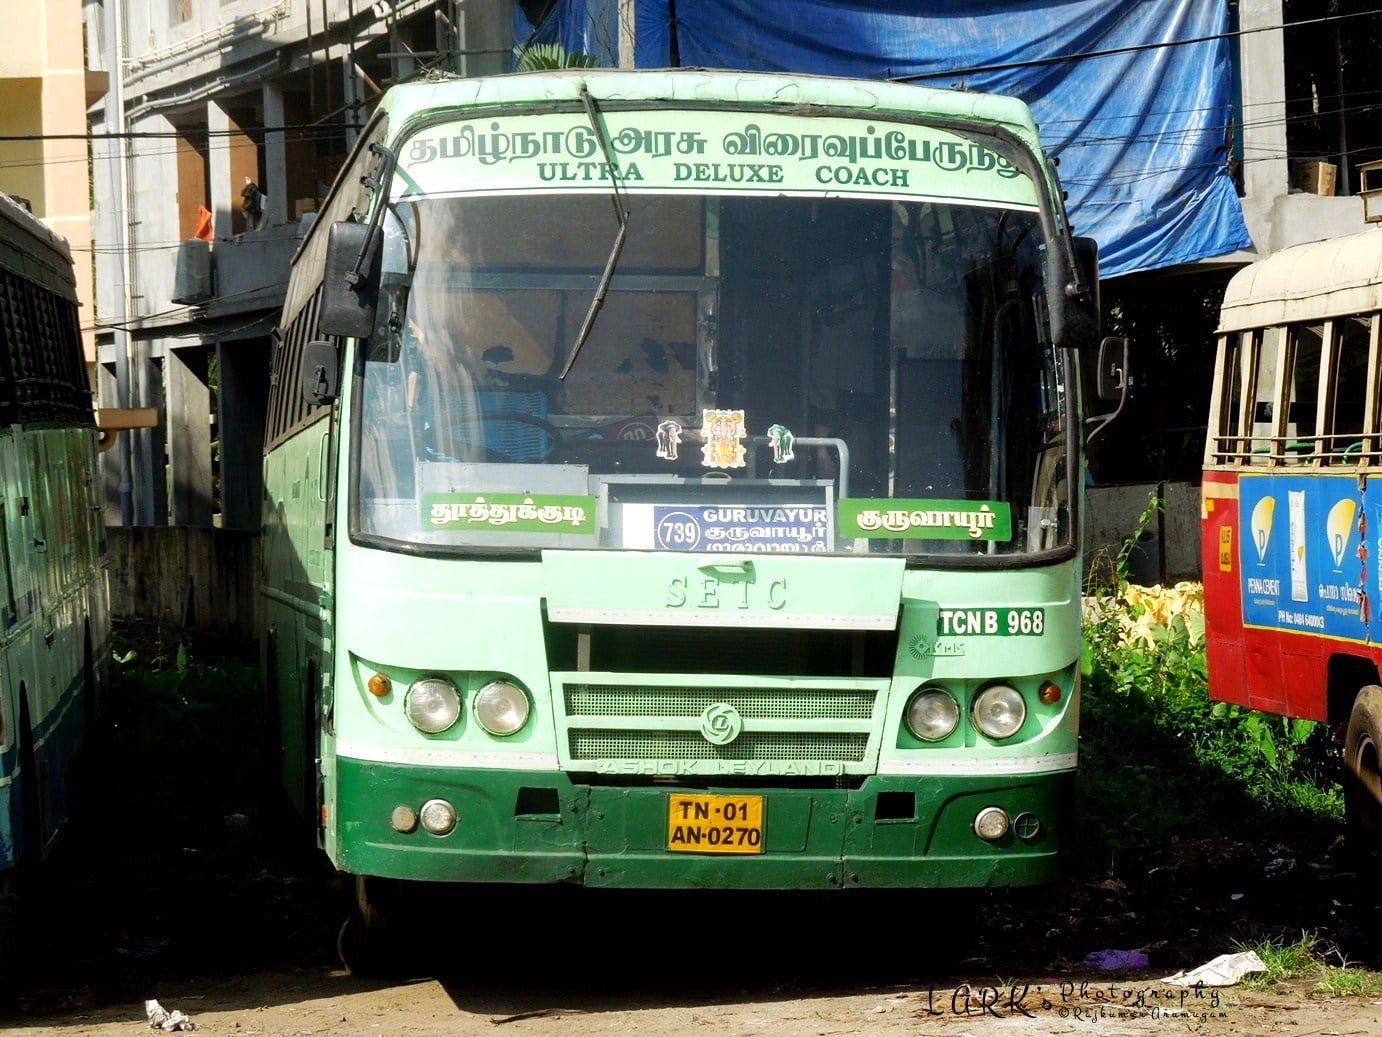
[700,703,743,745]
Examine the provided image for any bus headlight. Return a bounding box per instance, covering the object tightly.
[972,684,1026,740]
[419,798,457,835]
[905,687,960,741]
[405,677,462,733]
[474,680,530,736]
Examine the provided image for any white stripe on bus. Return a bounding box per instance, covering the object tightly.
[877,751,1077,776]
[334,742,560,770]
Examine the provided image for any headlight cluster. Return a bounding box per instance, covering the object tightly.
[971,683,1026,740]
[905,687,960,741]
[405,677,462,733]
[904,682,1033,742]
[473,680,530,735]
[399,674,531,737]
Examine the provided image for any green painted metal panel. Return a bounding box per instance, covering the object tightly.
[542,551,905,629]
[333,756,1067,889]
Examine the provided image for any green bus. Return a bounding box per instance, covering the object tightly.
[261,70,1105,963]
[0,192,112,959]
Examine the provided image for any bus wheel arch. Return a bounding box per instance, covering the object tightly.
[1328,654,1380,727]
[1343,684,1382,855]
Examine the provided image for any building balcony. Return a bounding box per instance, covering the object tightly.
[172,223,305,318]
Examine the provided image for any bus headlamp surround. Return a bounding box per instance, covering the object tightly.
[405,677,462,733]
[905,686,960,742]
[474,680,530,736]
[971,684,1026,740]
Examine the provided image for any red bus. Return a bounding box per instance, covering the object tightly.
[1203,228,1382,841]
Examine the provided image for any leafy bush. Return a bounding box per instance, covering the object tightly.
[98,628,266,844]
[1078,498,1342,874]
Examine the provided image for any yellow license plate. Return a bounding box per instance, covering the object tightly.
[667,793,765,854]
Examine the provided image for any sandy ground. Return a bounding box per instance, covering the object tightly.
[6,652,1381,1037]
[7,968,1382,1037]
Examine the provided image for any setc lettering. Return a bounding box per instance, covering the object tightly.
[664,576,789,611]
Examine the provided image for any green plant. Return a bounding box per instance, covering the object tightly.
[1240,932,1325,989]
[101,631,266,841]
[1312,966,1382,997]
[513,42,600,71]
[1077,496,1342,874]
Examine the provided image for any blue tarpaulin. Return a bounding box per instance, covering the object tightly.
[515,0,1252,279]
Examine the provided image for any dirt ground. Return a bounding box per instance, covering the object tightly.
[6,963,1382,1036]
[5,826,1382,1037]
[5,658,1382,1037]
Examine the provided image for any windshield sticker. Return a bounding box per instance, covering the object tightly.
[656,419,683,460]
[653,505,830,553]
[423,492,596,534]
[701,409,747,469]
[396,111,1039,209]
[839,499,1012,541]
[767,424,796,464]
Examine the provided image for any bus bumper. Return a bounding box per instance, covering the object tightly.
[333,758,1072,889]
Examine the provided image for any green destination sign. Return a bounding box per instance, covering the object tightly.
[397,110,1038,209]
[423,493,596,534]
[839,499,1012,541]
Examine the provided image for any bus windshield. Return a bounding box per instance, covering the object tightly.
[354,144,1069,560]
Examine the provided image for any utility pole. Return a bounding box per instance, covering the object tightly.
[104,0,135,526]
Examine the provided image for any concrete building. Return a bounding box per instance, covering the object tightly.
[84,0,1372,555]
[1084,0,1380,582]
[86,0,512,528]
[0,0,101,369]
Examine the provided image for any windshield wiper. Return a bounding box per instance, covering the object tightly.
[560,82,630,380]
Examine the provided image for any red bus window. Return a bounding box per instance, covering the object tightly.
[1326,315,1370,463]
[1247,326,1283,463]
[1283,323,1324,463]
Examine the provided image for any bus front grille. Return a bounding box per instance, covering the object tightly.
[564,684,876,719]
[570,730,869,761]
[554,677,885,776]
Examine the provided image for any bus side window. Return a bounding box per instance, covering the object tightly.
[1248,326,1284,463]
[1283,322,1324,463]
[1326,315,1370,462]
[1210,331,1244,463]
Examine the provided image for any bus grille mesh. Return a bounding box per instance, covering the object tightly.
[569,730,869,762]
[559,681,880,769]
[564,684,875,719]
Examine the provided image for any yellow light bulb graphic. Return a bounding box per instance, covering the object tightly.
[1251,495,1275,563]
[1327,499,1357,570]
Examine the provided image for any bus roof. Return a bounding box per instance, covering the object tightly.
[373,69,1045,151]
[1218,228,1382,333]
[0,191,77,304]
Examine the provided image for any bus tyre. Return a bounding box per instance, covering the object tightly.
[336,877,391,978]
[1343,686,1382,856]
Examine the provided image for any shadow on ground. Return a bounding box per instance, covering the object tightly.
[2,629,1379,1022]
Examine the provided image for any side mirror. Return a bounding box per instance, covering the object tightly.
[1072,236,1100,321]
[1096,335,1131,402]
[1048,236,1101,351]
[319,220,380,339]
[301,340,341,406]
